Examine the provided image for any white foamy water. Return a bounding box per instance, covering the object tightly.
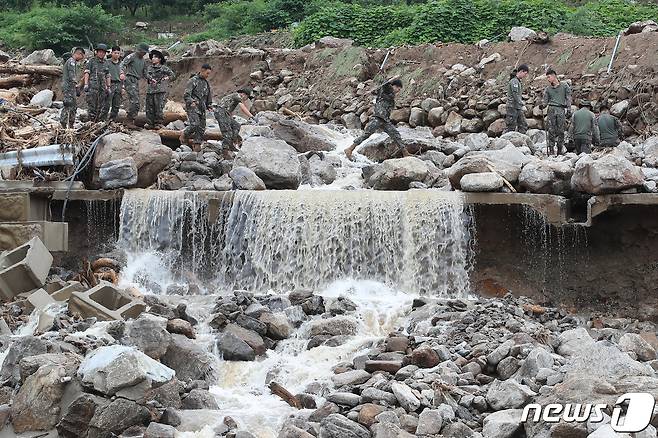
[176,280,415,438]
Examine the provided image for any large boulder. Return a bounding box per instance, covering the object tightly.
[57,393,109,438]
[161,334,218,384]
[20,49,59,65]
[445,111,463,136]
[519,160,573,195]
[270,118,348,153]
[447,146,528,188]
[30,89,54,108]
[11,362,77,433]
[509,26,537,42]
[485,379,536,410]
[460,172,504,192]
[124,313,172,360]
[358,127,450,162]
[0,336,50,386]
[570,154,644,194]
[482,409,523,438]
[93,131,172,188]
[319,413,369,438]
[98,158,138,189]
[88,398,151,437]
[229,166,266,190]
[77,345,175,397]
[642,136,658,167]
[367,157,432,190]
[233,137,302,189]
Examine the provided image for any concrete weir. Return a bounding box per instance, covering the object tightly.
[2,186,658,317]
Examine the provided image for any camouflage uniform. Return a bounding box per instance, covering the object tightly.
[352,83,405,151]
[104,60,122,121]
[505,76,527,134]
[120,52,148,120]
[145,63,175,127]
[597,113,623,147]
[182,74,213,144]
[542,82,572,155]
[213,92,243,150]
[569,107,600,154]
[60,57,79,128]
[85,57,110,122]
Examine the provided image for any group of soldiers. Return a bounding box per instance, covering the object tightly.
[59,45,254,153]
[506,64,624,155]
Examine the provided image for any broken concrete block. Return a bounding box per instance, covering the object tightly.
[45,280,85,302]
[0,221,68,252]
[0,236,53,301]
[0,193,49,222]
[68,281,145,321]
[27,288,56,310]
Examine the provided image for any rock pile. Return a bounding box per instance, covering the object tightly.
[279,294,658,438]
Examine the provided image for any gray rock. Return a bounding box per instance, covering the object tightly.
[317,36,354,48]
[88,397,150,437]
[482,409,523,438]
[216,332,256,361]
[319,413,369,438]
[571,155,644,194]
[57,393,108,438]
[309,317,358,337]
[459,172,504,192]
[416,409,443,434]
[391,382,420,412]
[485,379,536,410]
[161,334,218,384]
[371,422,415,438]
[368,157,431,190]
[509,26,537,42]
[342,113,362,130]
[30,89,54,108]
[0,336,49,386]
[260,312,293,340]
[331,369,371,387]
[445,111,463,136]
[464,132,490,150]
[125,313,171,359]
[78,345,175,397]
[21,49,59,65]
[557,327,595,357]
[0,50,9,63]
[610,100,630,118]
[309,155,337,186]
[361,387,398,405]
[409,107,427,127]
[98,158,138,189]
[488,340,513,366]
[326,392,362,407]
[181,389,220,409]
[224,323,266,355]
[428,107,445,127]
[229,166,266,190]
[144,422,176,438]
[19,352,80,384]
[233,137,302,189]
[519,160,573,195]
[269,116,345,153]
[516,347,554,379]
[619,333,657,361]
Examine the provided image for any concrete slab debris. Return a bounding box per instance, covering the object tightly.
[0,236,53,301]
[68,281,145,321]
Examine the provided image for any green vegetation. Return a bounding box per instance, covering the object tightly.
[294,0,658,47]
[0,0,656,52]
[0,5,122,53]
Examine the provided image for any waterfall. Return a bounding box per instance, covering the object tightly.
[118,189,474,296]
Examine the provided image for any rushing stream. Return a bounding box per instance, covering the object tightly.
[115,164,475,435]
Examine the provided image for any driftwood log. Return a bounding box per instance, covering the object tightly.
[268,382,301,409]
[158,129,222,142]
[114,111,187,127]
[0,75,32,88]
[0,64,62,76]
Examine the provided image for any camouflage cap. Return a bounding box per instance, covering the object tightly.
[149,49,166,64]
[237,86,253,98]
[95,43,108,52]
[579,99,593,107]
[137,43,150,53]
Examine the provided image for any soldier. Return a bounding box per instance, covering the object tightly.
[597,103,624,147]
[542,68,572,155]
[60,47,85,129]
[344,78,411,161]
[84,44,111,122]
[213,87,255,151]
[144,50,175,130]
[104,46,123,121]
[505,64,529,134]
[181,64,213,151]
[119,43,149,128]
[568,100,600,154]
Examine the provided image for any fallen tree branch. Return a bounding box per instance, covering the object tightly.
[0,74,32,88]
[268,382,301,409]
[112,111,187,127]
[158,129,222,142]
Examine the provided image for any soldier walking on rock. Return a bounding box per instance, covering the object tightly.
[83,44,111,122]
[144,50,175,130]
[104,46,123,121]
[213,87,255,151]
[344,77,411,161]
[597,103,624,147]
[60,47,85,129]
[542,68,572,155]
[568,99,600,154]
[181,64,213,152]
[504,64,529,134]
[120,43,149,129]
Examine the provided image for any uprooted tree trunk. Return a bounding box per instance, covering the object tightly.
[113,111,187,127]
[0,64,62,76]
[158,129,222,142]
[0,75,32,88]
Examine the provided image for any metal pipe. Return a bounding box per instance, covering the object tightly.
[607,32,622,74]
